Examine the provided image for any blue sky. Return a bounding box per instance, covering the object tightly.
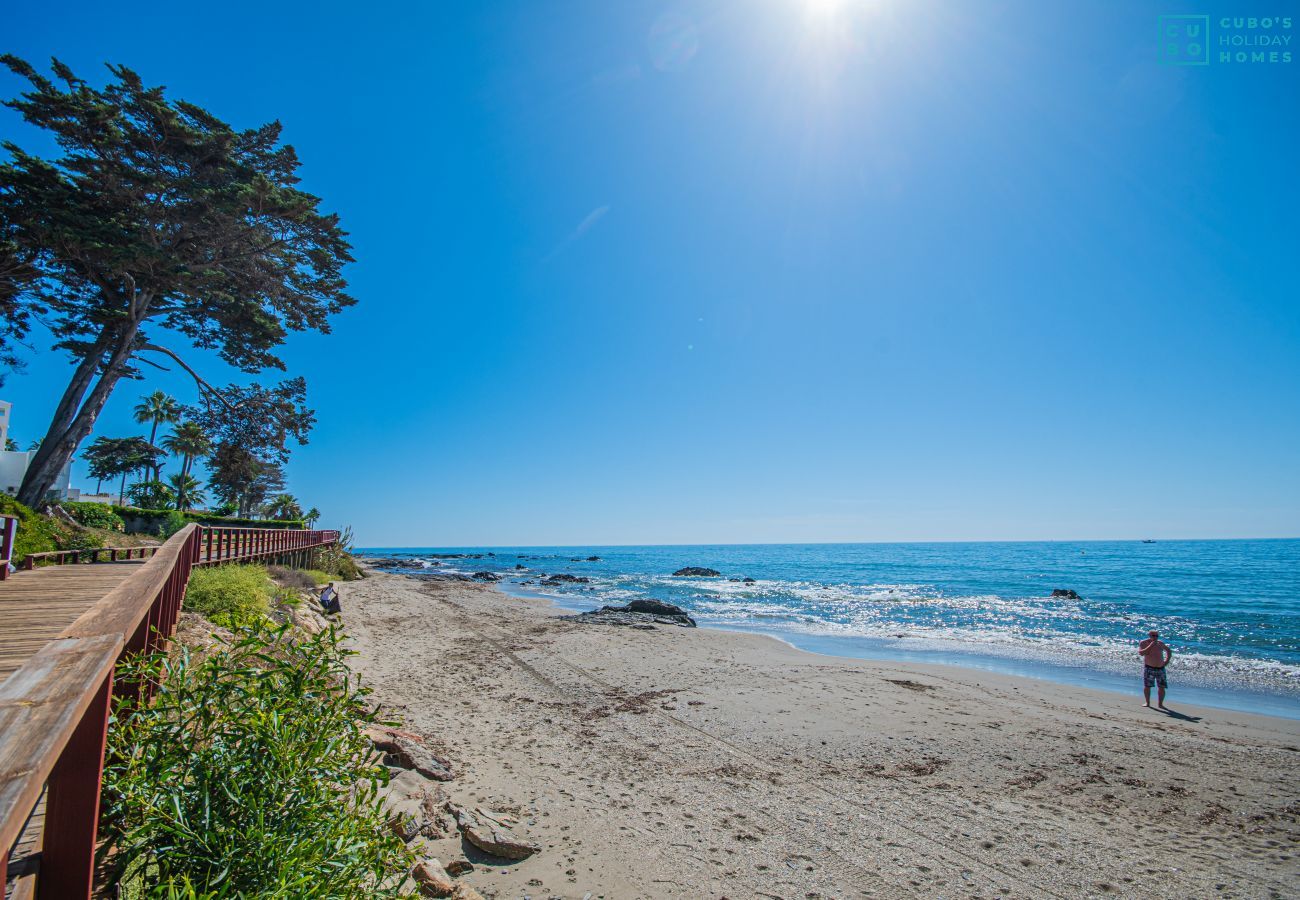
[2,1,1297,545]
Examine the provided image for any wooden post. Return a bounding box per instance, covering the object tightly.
[39,672,113,900]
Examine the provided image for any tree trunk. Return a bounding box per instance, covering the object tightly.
[17,322,141,507]
[20,331,113,498]
[119,470,128,505]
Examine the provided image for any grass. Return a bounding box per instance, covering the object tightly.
[184,565,273,628]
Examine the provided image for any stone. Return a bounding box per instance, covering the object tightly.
[672,566,720,577]
[412,858,455,897]
[378,769,449,840]
[586,555,601,561]
[450,804,540,860]
[541,573,589,584]
[450,886,485,900]
[472,571,500,582]
[742,577,756,584]
[368,727,455,782]
[566,600,696,629]
[626,599,690,618]
[1051,588,1081,600]
[445,859,474,876]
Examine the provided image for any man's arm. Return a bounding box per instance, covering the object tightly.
[1162,643,1173,666]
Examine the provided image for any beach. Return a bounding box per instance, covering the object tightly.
[344,569,1299,899]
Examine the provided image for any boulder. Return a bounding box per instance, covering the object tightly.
[449,804,540,860]
[471,571,500,582]
[367,727,455,782]
[586,555,601,561]
[742,577,756,584]
[450,886,485,900]
[626,599,691,618]
[1051,589,1081,600]
[412,859,455,897]
[445,860,474,876]
[672,567,720,577]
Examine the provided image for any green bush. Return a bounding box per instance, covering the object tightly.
[184,565,273,628]
[114,507,306,530]
[158,510,188,538]
[0,495,63,560]
[100,624,414,899]
[63,501,126,532]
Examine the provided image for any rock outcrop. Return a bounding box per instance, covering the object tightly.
[568,599,696,628]
[672,566,720,577]
[1051,588,1082,600]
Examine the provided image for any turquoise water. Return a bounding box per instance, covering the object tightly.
[357,540,1300,718]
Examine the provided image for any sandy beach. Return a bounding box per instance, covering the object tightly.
[344,569,1300,900]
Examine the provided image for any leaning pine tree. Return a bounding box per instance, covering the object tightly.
[0,57,354,507]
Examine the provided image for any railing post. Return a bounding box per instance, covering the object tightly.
[39,671,113,900]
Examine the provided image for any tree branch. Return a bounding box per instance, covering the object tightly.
[135,344,241,411]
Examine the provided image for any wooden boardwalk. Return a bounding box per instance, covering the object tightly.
[0,562,146,899]
[0,563,145,682]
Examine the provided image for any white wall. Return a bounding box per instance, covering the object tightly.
[0,449,73,501]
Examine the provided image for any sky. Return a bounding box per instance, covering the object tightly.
[2,1,1297,546]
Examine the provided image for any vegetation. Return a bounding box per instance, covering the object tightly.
[62,500,125,532]
[0,495,64,559]
[265,493,304,521]
[126,480,175,511]
[314,525,363,581]
[100,624,413,898]
[166,474,207,511]
[132,392,179,480]
[83,436,162,502]
[162,423,211,508]
[183,565,274,628]
[0,56,353,507]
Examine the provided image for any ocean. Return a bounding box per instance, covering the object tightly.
[355,539,1300,719]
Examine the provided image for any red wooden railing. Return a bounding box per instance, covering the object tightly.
[0,523,341,898]
[0,515,16,582]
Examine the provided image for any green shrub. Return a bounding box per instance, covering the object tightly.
[158,510,188,538]
[184,565,273,628]
[0,495,63,560]
[100,624,414,899]
[63,501,126,532]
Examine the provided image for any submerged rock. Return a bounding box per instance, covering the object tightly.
[1051,588,1082,600]
[672,566,720,577]
[542,573,589,584]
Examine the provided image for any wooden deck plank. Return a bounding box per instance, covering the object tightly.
[0,564,143,681]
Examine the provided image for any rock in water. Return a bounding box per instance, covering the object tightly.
[450,804,540,860]
[1051,588,1082,600]
[672,566,721,577]
[568,600,696,628]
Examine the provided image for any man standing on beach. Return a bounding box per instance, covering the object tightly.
[1138,630,1172,709]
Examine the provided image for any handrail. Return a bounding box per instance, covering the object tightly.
[21,545,160,570]
[0,523,342,898]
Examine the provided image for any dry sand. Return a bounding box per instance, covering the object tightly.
[343,570,1300,899]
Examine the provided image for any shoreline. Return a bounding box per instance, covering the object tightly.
[496,580,1300,722]
[344,569,1300,899]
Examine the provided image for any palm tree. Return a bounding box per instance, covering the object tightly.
[167,473,207,511]
[162,422,211,482]
[304,507,321,528]
[133,391,181,479]
[265,493,304,521]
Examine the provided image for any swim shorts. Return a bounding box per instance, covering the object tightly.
[1143,665,1167,689]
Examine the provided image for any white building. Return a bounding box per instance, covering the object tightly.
[0,400,73,501]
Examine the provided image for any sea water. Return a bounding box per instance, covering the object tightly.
[356,540,1300,719]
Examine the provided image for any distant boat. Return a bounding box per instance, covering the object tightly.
[1141,539,1156,544]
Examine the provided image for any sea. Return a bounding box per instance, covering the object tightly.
[355,540,1300,719]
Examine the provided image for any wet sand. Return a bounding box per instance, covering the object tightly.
[344,569,1300,899]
